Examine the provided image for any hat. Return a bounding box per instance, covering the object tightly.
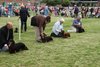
[59,18,65,22]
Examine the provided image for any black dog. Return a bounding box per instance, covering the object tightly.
[40,33,53,43]
[41,36,53,43]
[8,40,28,54]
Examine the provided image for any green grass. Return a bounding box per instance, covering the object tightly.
[0,16,100,67]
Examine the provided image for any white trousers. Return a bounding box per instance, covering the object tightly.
[67,26,77,33]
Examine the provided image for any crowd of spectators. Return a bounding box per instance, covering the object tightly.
[0,2,100,18]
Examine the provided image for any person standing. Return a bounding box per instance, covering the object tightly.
[44,6,50,16]
[0,22,13,51]
[90,7,94,18]
[8,3,13,17]
[19,4,30,32]
[74,5,79,18]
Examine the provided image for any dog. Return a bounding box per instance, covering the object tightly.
[63,32,70,38]
[40,33,53,43]
[41,36,53,43]
[14,27,18,33]
[8,40,28,54]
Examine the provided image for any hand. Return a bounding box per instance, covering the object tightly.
[40,33,43,37]
[56,30,60,32]
[40,33,44,39]
[4,44,9,49]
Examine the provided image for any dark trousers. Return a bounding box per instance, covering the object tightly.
[20,18,27,32]
[51,31,64,37]
[74,26,85,33]
[77,27,85,33]
[74,12,78,18]
[21,22,27,32]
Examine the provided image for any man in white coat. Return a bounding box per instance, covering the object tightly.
[51,18,65,37]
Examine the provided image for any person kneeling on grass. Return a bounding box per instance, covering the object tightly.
[51,18,70,38]
[0,22,13,51]
[67,16,85,33]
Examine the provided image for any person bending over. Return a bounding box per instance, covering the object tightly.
[31,15,51,42]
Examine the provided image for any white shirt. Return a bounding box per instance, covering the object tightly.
[52,21,63,35]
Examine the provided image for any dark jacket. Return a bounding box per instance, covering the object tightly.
[19,7,30,22]
[74,7,79,14]
[0,25,13,49]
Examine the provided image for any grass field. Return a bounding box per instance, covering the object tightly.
[0,16,100,67]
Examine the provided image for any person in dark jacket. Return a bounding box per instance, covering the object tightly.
[31,15,51,42]
[0,22,13,51]
[19,5,30,32]
[74,5,79,18]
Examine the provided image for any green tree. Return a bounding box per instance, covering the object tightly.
[62,0,70,6]
[41,0,70,6]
